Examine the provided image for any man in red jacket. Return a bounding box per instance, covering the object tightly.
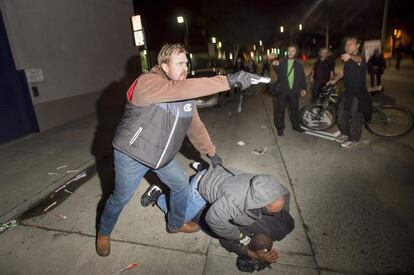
[96,43,257,257]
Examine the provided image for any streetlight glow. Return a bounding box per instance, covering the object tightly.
[177,16,184,24]
[218,41,222,48]
[280,26,284,33]
[229,53,233,60]
[212,37,216,44]
[253,45,256,51]
[259,40,262,46]
[299,24,302,31]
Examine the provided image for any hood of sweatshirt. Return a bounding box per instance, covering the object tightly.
[244,175,289,213]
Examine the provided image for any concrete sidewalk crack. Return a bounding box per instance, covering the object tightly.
[19,223,208,256]
[261,94,321,274]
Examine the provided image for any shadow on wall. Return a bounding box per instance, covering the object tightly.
[91,55,141,230]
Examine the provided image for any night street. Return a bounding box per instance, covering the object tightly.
[1,64,413,274]
[1,0,414,274]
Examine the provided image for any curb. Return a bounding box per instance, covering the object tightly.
[0,159,96,228]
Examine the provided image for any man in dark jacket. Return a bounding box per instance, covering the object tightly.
[367,49,386,87]
[269,45,307,136]
[142,164,294,264]
[308,48,335,103]
[328,37,372,148]
[96,43,257,257]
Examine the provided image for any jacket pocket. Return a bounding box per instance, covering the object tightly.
[129,126,143,145]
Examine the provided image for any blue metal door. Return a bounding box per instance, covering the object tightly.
[0,11,39,143]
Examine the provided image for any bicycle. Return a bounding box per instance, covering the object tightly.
[299,85,414,137]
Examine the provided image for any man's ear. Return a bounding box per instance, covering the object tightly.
[161,63,169,73]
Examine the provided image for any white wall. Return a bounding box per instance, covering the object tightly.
[0,0,137,129]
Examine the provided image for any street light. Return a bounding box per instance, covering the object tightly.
[280,26,284,33]
[177,16,184,24]
[299,24,303,31]
[218,41,222,48]
[211,37,216,44]
[177,16,189,47]
[259,40,263,46]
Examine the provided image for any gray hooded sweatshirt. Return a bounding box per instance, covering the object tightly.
[198,166,290,241]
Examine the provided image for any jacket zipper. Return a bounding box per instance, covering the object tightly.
[156,107,180,169]
[129,126,143,145]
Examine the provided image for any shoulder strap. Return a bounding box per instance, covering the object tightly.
[287,62,294,77]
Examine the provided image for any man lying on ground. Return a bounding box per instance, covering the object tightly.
[141,163,294,266]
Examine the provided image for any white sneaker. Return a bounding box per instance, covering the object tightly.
[335,134,349,143]
[340,141,359,148]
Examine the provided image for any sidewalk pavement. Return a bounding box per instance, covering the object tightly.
[0,115,97,224]
[0,90,319,274]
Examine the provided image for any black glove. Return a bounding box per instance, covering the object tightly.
[227,70,252,91]
[236,256,272,273]
[209,154,223,168]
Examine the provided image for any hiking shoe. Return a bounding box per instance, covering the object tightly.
[167,221,200,234]
[340,141,359,148]
[141,185,162,207]
[96,233,110,257]
[335,134,349,143]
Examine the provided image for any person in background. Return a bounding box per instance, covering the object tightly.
[308,48,335,103]
[233,56,246,94]
[327,36,372,149]
[246,57,257,74]
[395,45,403,71]
[270,45,307,136]
[261,57,271,77]
[367,49,386,87]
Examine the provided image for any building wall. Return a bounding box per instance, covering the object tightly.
[0,0,136,130]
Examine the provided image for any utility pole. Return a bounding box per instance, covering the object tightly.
[325,19,329,48]
[325,0,330,48]
[380,0,389,53]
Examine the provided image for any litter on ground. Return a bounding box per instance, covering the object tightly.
[252,146,268,155]
[55,213,67,220]
[66,169,79,174]
[43,201,57,212]
[0,220,17,233]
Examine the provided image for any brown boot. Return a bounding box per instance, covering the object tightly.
[96,233,110,257]
[168,222,200,233]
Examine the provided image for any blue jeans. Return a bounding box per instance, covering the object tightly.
[99,149,189,235]
[157,170,207,222]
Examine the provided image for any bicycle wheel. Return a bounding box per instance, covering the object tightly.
[366,105,414,137]
[299,104,337,131]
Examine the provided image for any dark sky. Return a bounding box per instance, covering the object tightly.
[134,0,412,52]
